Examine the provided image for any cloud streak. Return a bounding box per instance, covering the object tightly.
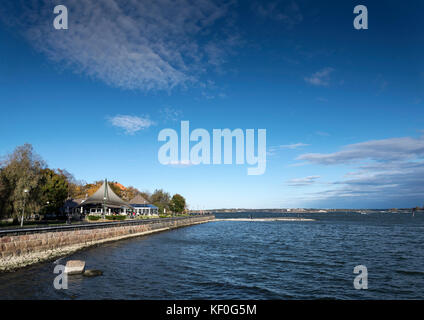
[279,143,310,149]
[109,115,154,134]
[287,175,320,186]
[268,142,309,155]
[296,133,424,207]
[1,0,238,92]
[304,67,334,86]
[297,135,424,165]
[160,107,183,122]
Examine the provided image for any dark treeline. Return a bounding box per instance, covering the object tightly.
[0,144,186,221]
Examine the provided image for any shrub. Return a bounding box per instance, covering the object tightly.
[105,215,126,221]
[87,215,101,221]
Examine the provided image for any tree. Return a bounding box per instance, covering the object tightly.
[170,194,186,214]
[38,169,69,215]
[0,168,11,219]
[57,169,81,199]
[120,186,144,201]
[0,144,188,221]
[151,189,171,214]
[139,191,152,203]
[0,144,45,219]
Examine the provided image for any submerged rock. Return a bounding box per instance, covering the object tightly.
[65,260,85,275]
[83,269,103,277]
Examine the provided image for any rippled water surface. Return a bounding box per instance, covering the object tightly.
[0,212,423,299]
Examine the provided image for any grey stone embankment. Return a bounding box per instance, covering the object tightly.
[0,215,214,273]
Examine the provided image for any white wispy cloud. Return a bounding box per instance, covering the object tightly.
[302,161,424,207]
[315,131,330,137]
[279,143,310,149]
[316,97,328,103]
[268,143,309,155]
[297,135,424,165]
[295,133,424,207]
[109,115,154,134]
[304,67,334,86]
[160,107,183,122]
[288,162,308,167]
[287,175,320,186]
[1,0,238,92]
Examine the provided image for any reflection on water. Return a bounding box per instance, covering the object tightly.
[0,212,423,299]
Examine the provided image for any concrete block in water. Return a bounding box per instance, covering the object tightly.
[83,269,103,277]
[65,260,85,275]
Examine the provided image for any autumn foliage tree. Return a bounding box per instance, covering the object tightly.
[0,144,46,219]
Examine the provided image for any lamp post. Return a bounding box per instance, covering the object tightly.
[103,196,106,220]
[46,201,50,219]
[20,189,29,227]
[102,179,108,220]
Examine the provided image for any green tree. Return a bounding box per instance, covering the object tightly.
[151,189,171,214]
[57,169,81,199]
[170,194,186,214]
[38,168,69,215]
[0,168,11,219]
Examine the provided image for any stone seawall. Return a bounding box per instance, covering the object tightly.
[0,215,214,272]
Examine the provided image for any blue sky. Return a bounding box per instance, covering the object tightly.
[1,0,424,209]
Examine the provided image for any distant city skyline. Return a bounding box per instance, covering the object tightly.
[1,0,423,209]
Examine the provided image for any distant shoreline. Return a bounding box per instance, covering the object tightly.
[214,218,315,222]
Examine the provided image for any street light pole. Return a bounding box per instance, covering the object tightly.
[103,197,106,220]
[20,189,29,227]
[102,179,108,220]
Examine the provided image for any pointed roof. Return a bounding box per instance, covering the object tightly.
[129,194,149,205]
[64,198,85,208]
[80,179,131,208]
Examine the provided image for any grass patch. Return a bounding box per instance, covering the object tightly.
[105,215,127,221]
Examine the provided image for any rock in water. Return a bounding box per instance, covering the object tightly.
[83,269,103,277]
[65,260,85,275]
